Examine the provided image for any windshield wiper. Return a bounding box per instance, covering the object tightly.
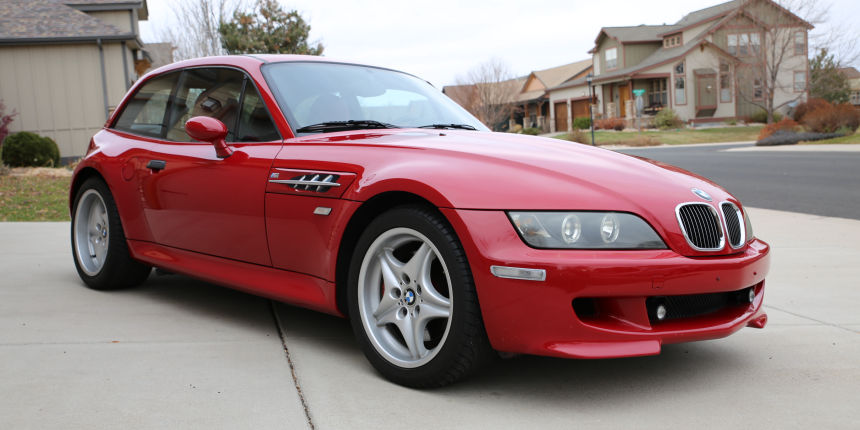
[296,120,399,133]
[417,123,477,130]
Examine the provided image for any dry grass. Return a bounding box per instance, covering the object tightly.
[0,168,71,221]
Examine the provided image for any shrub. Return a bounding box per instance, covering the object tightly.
[572,116,592,130]
[749,109,783,124]
[724,118,737,126]
[756,129,845,146]
[655,109,683,129]
[833,103,860,132]
[0,99,17,149]
[0,131,60,167]
[521,127,541,135]
[793,98,831,123]
[565,128,587,144]
[758,118,800,140]
[595,117,625,130]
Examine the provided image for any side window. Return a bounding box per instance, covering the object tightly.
[236,85,280,142]
[113,72,179,138]
[165,68,245,142]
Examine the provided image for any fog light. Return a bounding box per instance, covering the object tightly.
[748,288,756,303]
[656,304,667,321]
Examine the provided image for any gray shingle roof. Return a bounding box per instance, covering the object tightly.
[673,0,743,29]
[0,0,138,41]
[602,25,681,43]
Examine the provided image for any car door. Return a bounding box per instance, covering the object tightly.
[115,67,283,266]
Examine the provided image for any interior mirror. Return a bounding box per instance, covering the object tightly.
[185,116,232,158]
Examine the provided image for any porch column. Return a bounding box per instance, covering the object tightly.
[566,99,573,132]
[549,101,556,133]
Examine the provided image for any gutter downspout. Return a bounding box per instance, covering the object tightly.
[97,38,110,120]
[121,40,130,89]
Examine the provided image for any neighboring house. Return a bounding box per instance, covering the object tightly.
[514,59,592,132]
[0,0,149,157]
[442,59,592,133]
[839,67,860,107]
[587,0,812,124]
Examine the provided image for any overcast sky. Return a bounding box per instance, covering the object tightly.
[140,0,860,88]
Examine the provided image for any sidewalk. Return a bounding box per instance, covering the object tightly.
[1,208,858,428]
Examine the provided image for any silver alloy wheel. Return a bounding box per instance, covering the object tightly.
[73,189,110,276]
[357,227,453,368]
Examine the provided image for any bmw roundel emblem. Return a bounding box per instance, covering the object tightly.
[404,290,416,305]
[691,188,712,201]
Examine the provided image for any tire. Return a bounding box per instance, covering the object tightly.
[348,205,492,388]
[71,177,151,290]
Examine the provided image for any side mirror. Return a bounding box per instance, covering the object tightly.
[185,116,232,158]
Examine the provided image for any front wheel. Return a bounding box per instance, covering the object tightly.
[348,206,492,387]
[71,177,151,290]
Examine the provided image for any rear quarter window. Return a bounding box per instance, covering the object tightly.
[113,72,179,138]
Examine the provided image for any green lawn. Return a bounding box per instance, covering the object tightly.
[0,174,70,221]
[554,125,763,146]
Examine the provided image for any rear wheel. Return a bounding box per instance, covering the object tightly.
[71,177,151,290]
[348,206,492,387]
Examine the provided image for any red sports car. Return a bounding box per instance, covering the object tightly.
[70,55,770,387]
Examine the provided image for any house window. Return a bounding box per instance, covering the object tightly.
[728,32,760,56]
[751,33,761,54]
[720,61,732,102]
[753,78,763,100]
[606,48,617,69]
[794,31,805,55]
[674,61,686,105]
[739,34,750,56]
[649,79,667,106]
[852,91,860,105]
[794,71,807,92]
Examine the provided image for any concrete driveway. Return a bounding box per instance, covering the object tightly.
[1,208,858,429]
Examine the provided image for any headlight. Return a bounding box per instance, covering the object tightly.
[508,211,666,249]
[743,208,754,242]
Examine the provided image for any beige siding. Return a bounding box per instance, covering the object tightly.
[86,10,133,33]
[0,42,134,157]
[624,43,661,69]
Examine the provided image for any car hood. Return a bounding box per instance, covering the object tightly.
[284,129,735,215]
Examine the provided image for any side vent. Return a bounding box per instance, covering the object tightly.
[266,168,355,198]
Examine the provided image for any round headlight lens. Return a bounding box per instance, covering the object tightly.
[600,213,620,243]
[561,214,582,244]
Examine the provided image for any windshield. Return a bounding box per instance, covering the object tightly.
[262,62,489,134]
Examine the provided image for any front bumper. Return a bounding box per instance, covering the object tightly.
[444,209,771,359]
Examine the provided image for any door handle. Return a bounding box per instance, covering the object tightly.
[147,160,166,171]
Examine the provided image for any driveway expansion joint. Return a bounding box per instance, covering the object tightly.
[270,301,316,430]
[764,305,860,334]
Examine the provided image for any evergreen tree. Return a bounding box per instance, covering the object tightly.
[219,0,323,55]
[809,48,850,104]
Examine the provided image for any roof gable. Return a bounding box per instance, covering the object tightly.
[0,0,142,42]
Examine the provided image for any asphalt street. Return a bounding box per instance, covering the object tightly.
[2,206,859,429]
[617,143,860,220]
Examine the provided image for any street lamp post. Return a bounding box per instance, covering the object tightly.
[586,73,595,146]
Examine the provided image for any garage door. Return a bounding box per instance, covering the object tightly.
[554,102,568,132]
[571,99,590,121]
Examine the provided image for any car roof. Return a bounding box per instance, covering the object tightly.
[147,54,383,76]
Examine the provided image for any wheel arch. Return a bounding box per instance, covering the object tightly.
[334,191,448,316]
[69,167,106,215]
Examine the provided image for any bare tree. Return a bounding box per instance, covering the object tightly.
[729,0,824,123]
[159,0,245,61]
[451,58,520,131]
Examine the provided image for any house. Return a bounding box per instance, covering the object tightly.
[0,0,150,157]
[840,67,860,107]
[442,59,592,133]
[585,0,812,125]
[513,59,592,132]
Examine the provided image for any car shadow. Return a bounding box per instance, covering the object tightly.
[128,272,750,400]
